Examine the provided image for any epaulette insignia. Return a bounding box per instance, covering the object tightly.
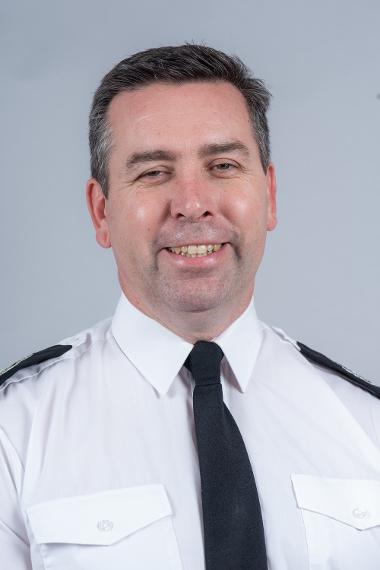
[297,341,380,400]
[0,344,72,388]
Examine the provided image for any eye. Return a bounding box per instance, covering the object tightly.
[212,162,238,173]
[141,169,164,178]
[135,168,171,183]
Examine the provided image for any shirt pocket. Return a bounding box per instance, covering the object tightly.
[292,474,380,570]
[26,484,183,570]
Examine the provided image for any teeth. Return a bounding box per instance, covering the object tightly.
[168,244,223,257]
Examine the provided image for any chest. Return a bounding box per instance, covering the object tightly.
[21,358,380,570]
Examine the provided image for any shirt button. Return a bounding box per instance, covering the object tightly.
[352,508,369,519]
[97,519,114,532]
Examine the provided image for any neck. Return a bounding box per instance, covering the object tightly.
[122,289,254,344]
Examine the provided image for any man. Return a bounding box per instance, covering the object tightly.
[1,44,380,570]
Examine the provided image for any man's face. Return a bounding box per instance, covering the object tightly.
[88,81,276,321]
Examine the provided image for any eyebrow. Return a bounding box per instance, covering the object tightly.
[125,140,250,170]
[125,150,177,169]
[198,140,250,159]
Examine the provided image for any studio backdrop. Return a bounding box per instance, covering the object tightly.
[1,0,379,382]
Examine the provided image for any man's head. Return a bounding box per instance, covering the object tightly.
[89,44,271,199]
[87,45,277,340]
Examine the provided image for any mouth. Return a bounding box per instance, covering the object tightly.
[165,243,225,258]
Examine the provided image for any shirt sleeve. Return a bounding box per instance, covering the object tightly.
[0,426,32,569]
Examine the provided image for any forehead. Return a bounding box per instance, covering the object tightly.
[107,81,255,150]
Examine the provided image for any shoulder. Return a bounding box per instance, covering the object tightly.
[0,317,112,395]
[263,324,379,399]
[296,340,380,397]
[0,344,72,389]
[0,318,113,461]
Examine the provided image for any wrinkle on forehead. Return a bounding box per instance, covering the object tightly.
[134,113,156,126]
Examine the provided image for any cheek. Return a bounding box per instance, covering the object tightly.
[134,203,156,238]
[108,194,163,254]
[223,188,268,235]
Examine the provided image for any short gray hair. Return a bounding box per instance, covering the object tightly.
[89,44,271,198]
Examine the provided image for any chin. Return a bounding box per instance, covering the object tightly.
[172,298,221,313]
[162,282,233,314]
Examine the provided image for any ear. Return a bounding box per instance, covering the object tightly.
[86,178,111,248]
[265,163,277,231]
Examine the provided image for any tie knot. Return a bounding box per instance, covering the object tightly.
[184,341,224,386]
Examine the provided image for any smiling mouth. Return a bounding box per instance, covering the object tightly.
[166,244,224,257]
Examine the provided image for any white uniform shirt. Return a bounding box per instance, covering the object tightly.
[1,293,380,570]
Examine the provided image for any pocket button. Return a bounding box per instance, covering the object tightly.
[97,519,114,532]
[352,508,369,519]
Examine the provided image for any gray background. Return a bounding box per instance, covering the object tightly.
[1,0,379,382]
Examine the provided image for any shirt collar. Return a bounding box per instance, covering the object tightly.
[213,298,263,393]
[111,293,263,395]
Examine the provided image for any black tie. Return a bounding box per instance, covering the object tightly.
[185,341,268,570]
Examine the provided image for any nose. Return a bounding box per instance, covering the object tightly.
[170,175,216,221]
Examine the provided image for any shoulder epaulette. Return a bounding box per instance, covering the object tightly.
[297,341,380,400]
[0,344,72,388]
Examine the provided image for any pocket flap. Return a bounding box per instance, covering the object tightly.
[292,474,380,530]
[26,484,173,545]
